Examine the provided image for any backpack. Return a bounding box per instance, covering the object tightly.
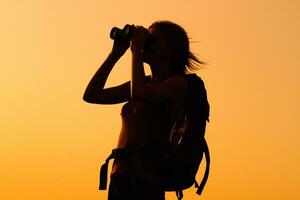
[99,73,210,200]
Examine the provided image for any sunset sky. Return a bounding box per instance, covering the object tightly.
[1,1,299,199]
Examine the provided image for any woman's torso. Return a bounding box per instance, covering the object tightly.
[111,76,186,184]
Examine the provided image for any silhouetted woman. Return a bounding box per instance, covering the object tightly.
[83,20,206,200]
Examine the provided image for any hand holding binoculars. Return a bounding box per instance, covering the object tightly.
[110,24,134,41]
[110,24,157,57]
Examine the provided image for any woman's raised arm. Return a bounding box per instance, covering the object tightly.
[82,52,130,104]
[83,35,132,104]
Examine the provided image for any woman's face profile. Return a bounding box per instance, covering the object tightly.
[143,26,170,64]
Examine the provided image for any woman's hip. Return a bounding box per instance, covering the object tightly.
[108,173,165,200]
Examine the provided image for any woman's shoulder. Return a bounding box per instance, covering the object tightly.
[167,74,188,89]
[164,75,188,104]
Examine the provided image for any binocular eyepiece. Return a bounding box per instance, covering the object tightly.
[110,24,134,40]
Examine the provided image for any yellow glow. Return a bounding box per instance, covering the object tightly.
[1,1,299,199]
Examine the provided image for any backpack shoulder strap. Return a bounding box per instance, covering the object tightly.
[195,138,210,195]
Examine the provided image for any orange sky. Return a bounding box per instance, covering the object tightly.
[1,1,299,199]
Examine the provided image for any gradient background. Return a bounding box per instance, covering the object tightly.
[1,1,299,199]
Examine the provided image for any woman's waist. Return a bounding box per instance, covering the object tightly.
[111,154,163,184]
[117,127,170,148]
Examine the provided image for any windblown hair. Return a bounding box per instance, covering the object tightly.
[149,20,207,74]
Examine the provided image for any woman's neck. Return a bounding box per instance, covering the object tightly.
[149,63,174,83]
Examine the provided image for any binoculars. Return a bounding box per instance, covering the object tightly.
[110,24,134,41]
[110,24,157,49]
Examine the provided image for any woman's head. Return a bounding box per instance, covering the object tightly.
[144,20,206,75]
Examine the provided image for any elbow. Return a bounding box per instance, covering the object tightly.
[83,93,91,103]
[83,91,95,103]
[83,95,99,104]
[83,91,107,104]
[83,85,99,103]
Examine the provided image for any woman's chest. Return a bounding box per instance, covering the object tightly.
[121,100,170,120]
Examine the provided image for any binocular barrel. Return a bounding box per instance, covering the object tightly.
[110,24,133,40]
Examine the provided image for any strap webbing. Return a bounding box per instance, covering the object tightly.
[196,138,210,195]
[99,138,210,196]
[176,190,183,200]
[99,148,121,190]
[99,160,109,189]
[99,144,151,190]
